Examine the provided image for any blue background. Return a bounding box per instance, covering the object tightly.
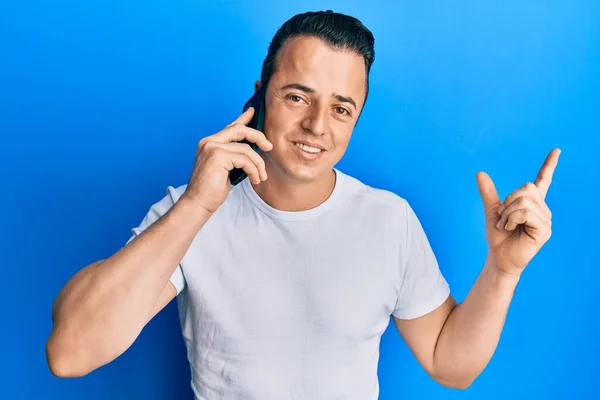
[2,1,598,399]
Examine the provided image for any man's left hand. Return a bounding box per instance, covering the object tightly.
[475,148,561,277]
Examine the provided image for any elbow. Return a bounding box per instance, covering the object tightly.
[434,373,476,390]
[47,357,87,379]
[46,334,90,378]
[432,368,477,390]
[440,378,474,390]
[430,355,481,390]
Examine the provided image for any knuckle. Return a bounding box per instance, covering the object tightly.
[526,182,542,198]
[208,146,224,159]
[199,137,217,152]
[524,181,537,191]
[203,142,218,156]
[242,142,254,152]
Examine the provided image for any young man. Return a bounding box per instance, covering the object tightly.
[46,10,560,399]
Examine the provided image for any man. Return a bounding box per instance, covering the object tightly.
[46,10,560,399]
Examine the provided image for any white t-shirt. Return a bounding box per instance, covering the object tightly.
[128,168,450,400]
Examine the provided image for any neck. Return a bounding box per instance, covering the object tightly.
[252,167,337,212]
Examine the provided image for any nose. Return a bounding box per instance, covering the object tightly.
[301,103,328,136]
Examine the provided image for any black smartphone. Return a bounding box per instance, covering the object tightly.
[229,86,266,186]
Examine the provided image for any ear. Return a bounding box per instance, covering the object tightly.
[254,80,262,93]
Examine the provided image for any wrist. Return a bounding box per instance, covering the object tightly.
[483,256,522,289]
[173,195,214,224]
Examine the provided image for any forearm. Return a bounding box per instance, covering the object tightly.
[433,254,520,387]
[47,197,210,375]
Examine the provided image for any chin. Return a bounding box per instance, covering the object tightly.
[282,154,342,183]
[282,165,326,183]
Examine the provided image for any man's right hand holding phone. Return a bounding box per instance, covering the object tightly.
[181,106,273,215]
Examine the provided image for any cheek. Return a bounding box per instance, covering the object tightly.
[331,129,353,149]
[264,110,299,140]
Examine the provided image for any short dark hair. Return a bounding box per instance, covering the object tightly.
[260,10,375,107]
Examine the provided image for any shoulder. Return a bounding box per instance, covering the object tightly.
[338,170,410,218]
[340,172,431,245]
[336,170,428,253]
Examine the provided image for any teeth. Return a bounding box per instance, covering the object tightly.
[295,143,322,154]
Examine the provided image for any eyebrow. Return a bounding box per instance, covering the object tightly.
[279,83,357,110]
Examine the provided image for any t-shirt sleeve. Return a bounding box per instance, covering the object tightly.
[125,185,187,295]
[392,200,450,320]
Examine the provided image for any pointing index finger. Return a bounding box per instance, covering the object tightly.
[534,148,561,199]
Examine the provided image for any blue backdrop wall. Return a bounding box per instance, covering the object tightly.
[2,1,598,399]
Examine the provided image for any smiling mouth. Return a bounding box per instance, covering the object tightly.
[294,142,324,154]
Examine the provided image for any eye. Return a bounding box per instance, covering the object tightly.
[335,107,350,116]
[286,94,305,103]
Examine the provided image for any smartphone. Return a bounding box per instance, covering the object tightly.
[229,86,266,186]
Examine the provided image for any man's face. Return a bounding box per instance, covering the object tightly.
[259,35,367,184]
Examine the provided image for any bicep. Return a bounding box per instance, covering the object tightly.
[147,281,177,323]
[393,294,457,375]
